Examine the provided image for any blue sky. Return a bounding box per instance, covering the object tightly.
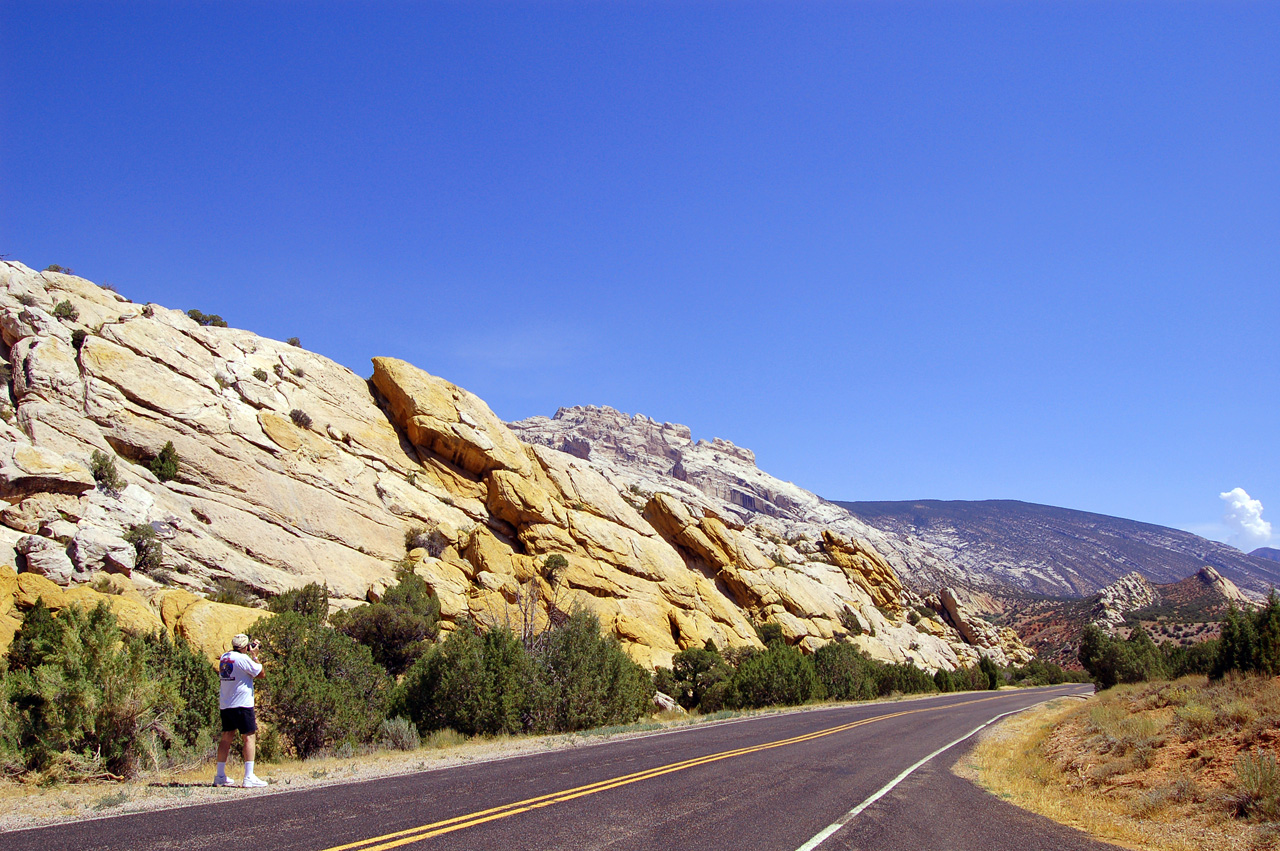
[2,2,1276,548]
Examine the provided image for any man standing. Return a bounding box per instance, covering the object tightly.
[215,633,266,788]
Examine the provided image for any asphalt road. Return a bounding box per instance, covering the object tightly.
[6,685,1122,851]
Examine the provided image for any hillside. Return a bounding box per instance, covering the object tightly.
[998,566,1250,666]
[0,261,1030,671]
[838,499,1280,598]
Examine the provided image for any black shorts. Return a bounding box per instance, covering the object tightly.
[220,707,258,735]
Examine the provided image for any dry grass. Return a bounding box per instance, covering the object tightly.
[958,676,1280,851]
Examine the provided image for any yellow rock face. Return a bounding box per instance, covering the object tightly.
[371,358,532,477]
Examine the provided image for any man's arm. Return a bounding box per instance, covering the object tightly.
[248,640,265,678]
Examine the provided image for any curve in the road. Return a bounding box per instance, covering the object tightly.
[323,691,1045,851]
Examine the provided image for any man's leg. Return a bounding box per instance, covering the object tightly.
[241,731,266,786]
[217,730,235,764]
[214,730,235,785]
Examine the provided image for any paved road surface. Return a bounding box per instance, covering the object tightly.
[5,685,1121,851]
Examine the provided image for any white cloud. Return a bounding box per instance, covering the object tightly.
[1219,487,1273,550]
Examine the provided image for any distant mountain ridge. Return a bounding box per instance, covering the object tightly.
[838,499,1280,598]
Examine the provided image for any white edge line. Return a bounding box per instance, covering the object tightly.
[793,703,1038,851]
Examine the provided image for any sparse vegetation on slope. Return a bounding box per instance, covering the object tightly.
[964,676,1280,851]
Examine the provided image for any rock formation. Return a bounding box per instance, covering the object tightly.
[0,261,1032,670]
[1090,572,1159,630]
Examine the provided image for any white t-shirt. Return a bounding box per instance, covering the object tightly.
[218,650,263,710]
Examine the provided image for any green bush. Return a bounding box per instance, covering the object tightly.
[44,264,72,274]
[287,337,301,347]
[268,582,329,622]
[289,409,312,429]
[668,642,733,710]
[52,300,78,321]
[255,611,392,758]
[754,620,786,648]
[1079,624,1168,689]
[528,611,654,733]
[332,573,440,676]
[813,641,877,701]
[397,611,652,737]
[91,449,124,494]
[378,716,420,751]
[3,602,187,778]
[139,630,218,751]
[253,368,269,382]
[979,656,1002,690]
[729,642,821,709]
[148,441,179,483]
[186,309,227,327]
[1233,748,1280,821]
[123,524,163,573]
[542,554,568,587]
[397,623,531,737]
[71,329,87,351]
[872,662,937,697]
[208,578,257,607]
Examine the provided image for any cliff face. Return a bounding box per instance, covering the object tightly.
[0,262,1030,670]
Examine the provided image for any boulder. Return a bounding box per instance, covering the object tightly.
[370,357,532,477]
[172,599,269,661]
[0,444,95,499]
[15,535,77,585]
[69,526,137,575]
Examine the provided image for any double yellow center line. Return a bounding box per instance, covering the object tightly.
[322,691,1019,851]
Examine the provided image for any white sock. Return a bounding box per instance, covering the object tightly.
[216,761,227,777]
[244,760,255,779]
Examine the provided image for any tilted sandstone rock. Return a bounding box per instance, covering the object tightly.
[0,262,1033,670]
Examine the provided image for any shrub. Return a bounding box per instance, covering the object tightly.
[123,524,163,573]
[378,716,420,751]
[542,554,568,587]
[139,630,219,751]
[730,642,821,709]
[397,623,532,737]
[289,409,313,429]
[398,612,653,737]
[754,620,785,648]
[148,441,179,483]
[838,608,863,636]
[1233,748,1280,821]
[186,309,227,327]
[268,582,329,622]
[4,602,187,777]
[253,368,269,382]
[1079,624,1167,689]
[332,573,440,676]
[209,578,258,607]
[528,611,654,732]
[90,449,124,494]
[71,329,87,351]
[44,264,72,273]
[872,662,938,697]
[287,337,301,347]
[4,598,65,673]
[255,612,392,758]
[52,300,78,321]
[979,656,1002,690]
[813,641,877,701]
[669,643,733,710]
[292,366,305,378]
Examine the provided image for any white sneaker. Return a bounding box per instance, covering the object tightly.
[213,774,232,787]
[242,775,268,788]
